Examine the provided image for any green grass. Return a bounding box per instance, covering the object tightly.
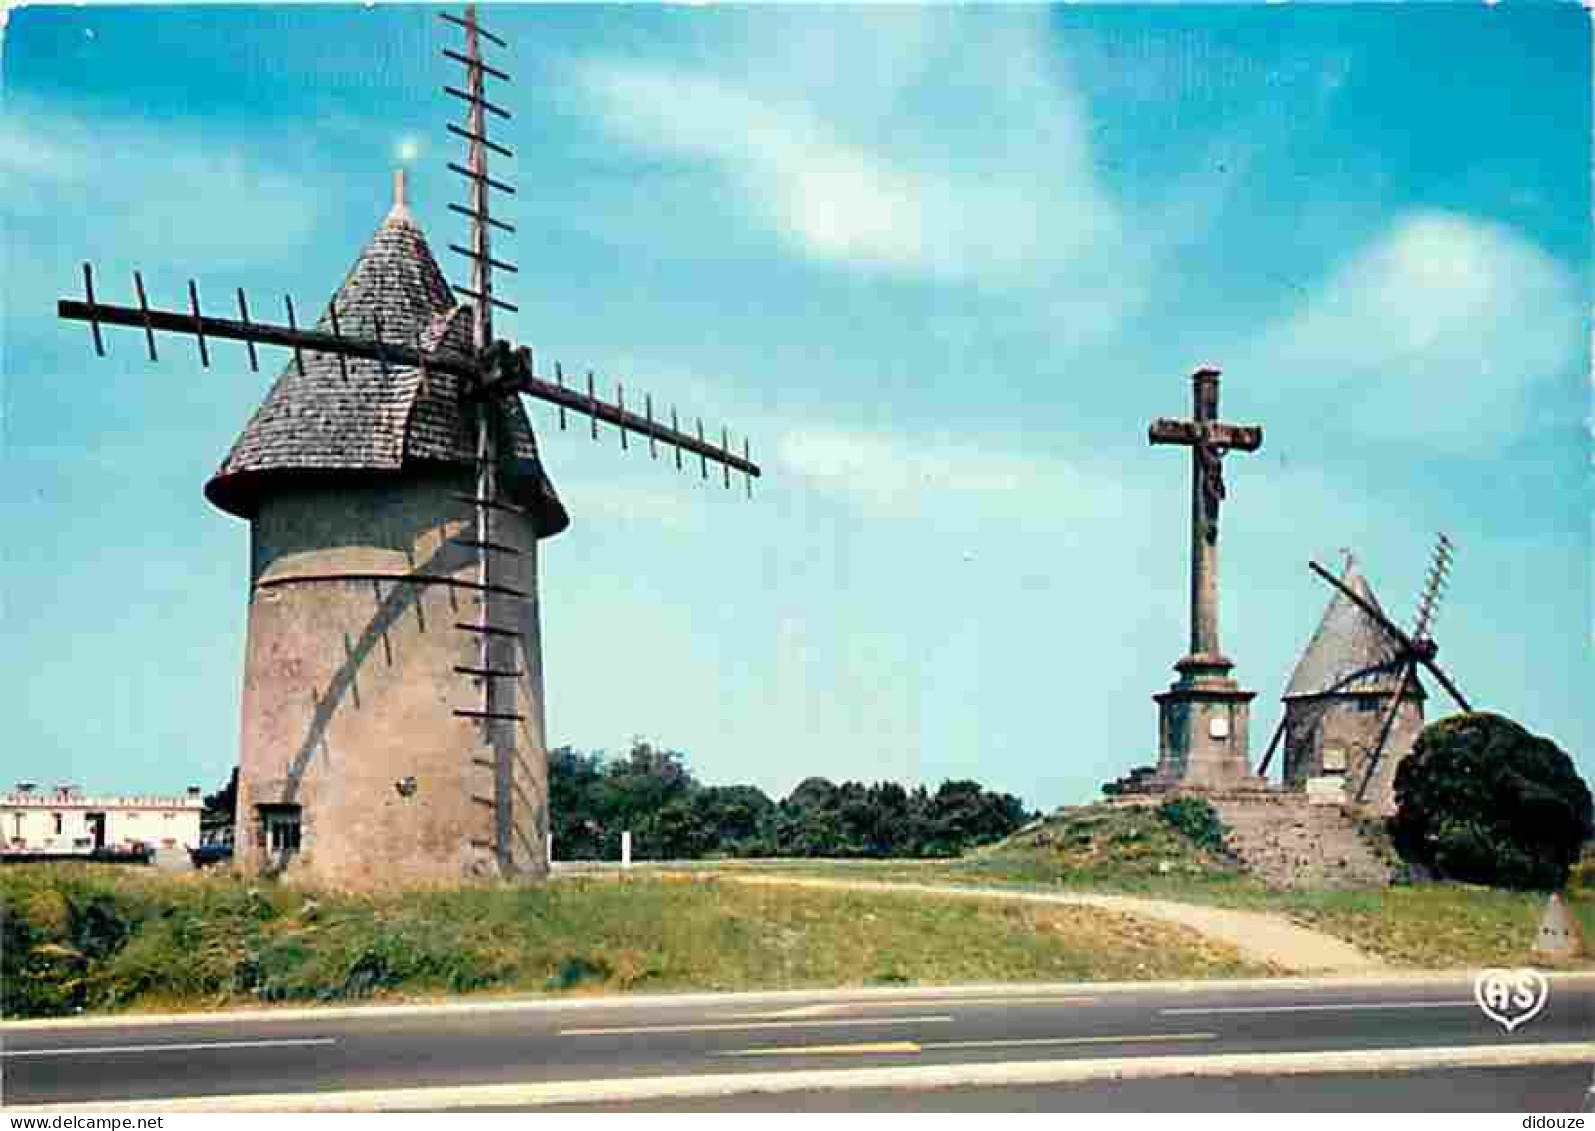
[10,803,1583,1018]
[1262,886,1595,969]
[681,804,1595,970]
[0,864,1273,1019]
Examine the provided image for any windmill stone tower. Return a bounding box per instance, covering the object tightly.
[207,173,567,886]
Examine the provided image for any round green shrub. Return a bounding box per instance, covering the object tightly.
[1391,712,1592,891]
[1156,797,1229,854]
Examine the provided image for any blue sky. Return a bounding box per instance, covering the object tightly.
[2,3,1590,811]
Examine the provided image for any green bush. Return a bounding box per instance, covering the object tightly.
[1391,713,1592,891]
[1,870,162,1017]
[549,741,1033,861]
[1156,797,1229,855]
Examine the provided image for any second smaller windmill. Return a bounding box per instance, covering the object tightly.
[1260,535,1473,809]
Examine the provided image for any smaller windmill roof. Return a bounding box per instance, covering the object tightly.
[1283,566,1426,700]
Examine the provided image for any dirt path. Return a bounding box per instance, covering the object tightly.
[688,873,1385,975]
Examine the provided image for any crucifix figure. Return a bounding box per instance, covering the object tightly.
[1149,366,1263,666]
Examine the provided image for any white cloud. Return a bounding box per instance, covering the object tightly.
[776,424,1132,525]
[568,10,1128,294]
[1243,210,1583,452]
[0,108,323,272]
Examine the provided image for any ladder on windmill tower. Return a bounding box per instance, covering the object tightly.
[55,3,762,871]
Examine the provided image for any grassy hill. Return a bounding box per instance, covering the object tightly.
[694,801,1259,899]
[969,800,1245,884]
[692,803,1595,970]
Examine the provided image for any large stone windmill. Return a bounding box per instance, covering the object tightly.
[56,6,761,887]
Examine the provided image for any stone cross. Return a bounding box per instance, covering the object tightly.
[1149,367,1262,666]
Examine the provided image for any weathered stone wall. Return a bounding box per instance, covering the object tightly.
[1209,793,1396,889]
[232,469,549,888]
[1282,693,1424,815]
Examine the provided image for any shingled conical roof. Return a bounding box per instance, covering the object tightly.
[1283,566,1426,700]
[204,173,567,537]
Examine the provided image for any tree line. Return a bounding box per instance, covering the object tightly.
[550,740,1034,861]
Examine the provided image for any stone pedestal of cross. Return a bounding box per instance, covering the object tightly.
[1147,367,1266,791]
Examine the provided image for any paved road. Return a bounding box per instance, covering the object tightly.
[5,976,1594,1110]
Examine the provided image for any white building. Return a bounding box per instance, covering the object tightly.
[1,784,203,856]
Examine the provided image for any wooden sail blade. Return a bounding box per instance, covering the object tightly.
[439,8,507,48]
[443,85,510,120]
[1255,714,1287,778]
[1308,559,1418,654]
[1354,661,1416,804]
[443,48,511,84]
[1316,658,1410,698]
[516,369,761,478]
[445,124,513,161]
[58,296,479,380]
[1418,654,1473,714]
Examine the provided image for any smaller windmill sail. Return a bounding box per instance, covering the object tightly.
[1289,541,1471,804]
[1410,532,1453,644]
[1283,567,1421,703]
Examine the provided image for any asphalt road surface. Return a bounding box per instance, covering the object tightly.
[5,976,1594,1110]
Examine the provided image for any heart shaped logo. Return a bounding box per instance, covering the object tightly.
[1474,968,1550,1032]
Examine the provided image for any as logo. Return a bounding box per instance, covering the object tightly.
[1474,968,1549,1032]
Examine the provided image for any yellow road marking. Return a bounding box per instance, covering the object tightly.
[723,1041,924,1057]
[724,1004,853,1020]
[714,1031,1216,1058]
[725,996,1095,1020]
[904,996,1098,1009]
[560,1015,955,1037]
[928,1032,1218,1051]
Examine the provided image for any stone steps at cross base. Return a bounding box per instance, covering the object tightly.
[1207,795,1397,890]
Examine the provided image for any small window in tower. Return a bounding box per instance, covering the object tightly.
[53,813,63,835]
[259,805,303,856]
